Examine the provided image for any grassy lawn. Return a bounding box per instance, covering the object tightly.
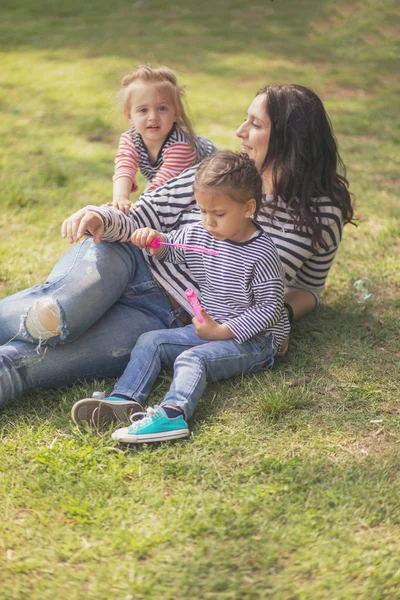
[0,0,399,598]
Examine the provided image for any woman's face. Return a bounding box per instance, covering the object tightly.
[236,94,271,171]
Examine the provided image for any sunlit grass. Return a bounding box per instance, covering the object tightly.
[0,0,399,598]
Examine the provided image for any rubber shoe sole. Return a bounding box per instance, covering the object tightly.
[111,427,190,444]
[71,398,142,428]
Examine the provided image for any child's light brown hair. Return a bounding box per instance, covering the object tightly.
[194,151,263,215]
[117,64,196,146]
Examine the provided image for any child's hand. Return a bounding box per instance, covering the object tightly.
[193,310,235,341]
[107,198,133,214]
[130,228,165,255]
[61,209,105,245]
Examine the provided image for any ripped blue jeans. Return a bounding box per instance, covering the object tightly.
[0,239,185,408]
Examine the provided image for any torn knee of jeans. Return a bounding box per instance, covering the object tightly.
[22,297,69,345]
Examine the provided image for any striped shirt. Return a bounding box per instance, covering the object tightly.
[113,124,217,192]
[158,223,290,348]
[87,165,344,314]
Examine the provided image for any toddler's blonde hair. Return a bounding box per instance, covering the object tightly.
[117,64,196,146]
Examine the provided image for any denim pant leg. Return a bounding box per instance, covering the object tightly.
[163,333,276,420]
[112,325,206,405]
[0,242,182,409]
[0,239,137,346]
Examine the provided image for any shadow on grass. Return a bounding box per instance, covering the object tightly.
[0,297,397,436]
[194,299,399,423]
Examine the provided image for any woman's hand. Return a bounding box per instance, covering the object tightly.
[61,210,105,245]
[193,310,235,341]
[130,228,165,255]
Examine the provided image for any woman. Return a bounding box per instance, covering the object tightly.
[0,84,353,412]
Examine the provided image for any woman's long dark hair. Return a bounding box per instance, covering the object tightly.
[259,84,354,250]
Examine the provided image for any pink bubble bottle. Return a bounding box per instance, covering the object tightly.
[185,288,204,323]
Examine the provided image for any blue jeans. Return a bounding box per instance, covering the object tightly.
[0,239,186,408]
[112,325,276,420]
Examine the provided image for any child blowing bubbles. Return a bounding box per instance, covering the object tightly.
[111,65,217,214]
[102,151,290,443]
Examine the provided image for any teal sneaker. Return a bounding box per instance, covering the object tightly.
[71,392,142,428]
[111,406,189,444]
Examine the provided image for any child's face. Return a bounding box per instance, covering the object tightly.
[196,188,256,243]
[129,83,177,146]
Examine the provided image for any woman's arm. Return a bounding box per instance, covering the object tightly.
[61,210,105,244]
[284,288,317,321]
[61,167,198,244]
[279,288,318,356]
[259,197,343,323]
[283,225,342,321]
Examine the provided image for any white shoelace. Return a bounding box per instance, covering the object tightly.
[129,405,161,427]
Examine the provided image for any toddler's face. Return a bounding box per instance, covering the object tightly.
[196,188,256,243]
[129,83,176,146]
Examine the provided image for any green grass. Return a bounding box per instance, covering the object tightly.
[0,0,399,598]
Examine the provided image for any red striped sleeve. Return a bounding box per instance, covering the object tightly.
[113,133,140,192]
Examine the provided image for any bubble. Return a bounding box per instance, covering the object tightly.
[353,276,373,302]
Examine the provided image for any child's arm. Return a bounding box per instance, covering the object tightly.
[195,242,286,344]
[224,270,285,343]
[192,310,235,341]
[187,258,286,342]
[111,177,134,214]
[111,133,140,214]
[145,228,192,264]
[147,143,197,191]
[225,255,284,343]
[130,228,166,256]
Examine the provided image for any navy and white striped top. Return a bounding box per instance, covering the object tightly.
[113,124,217,192]
[157,223,290,347]
[87,165,344,314]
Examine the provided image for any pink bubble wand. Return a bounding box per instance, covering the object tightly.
[146,236,220,256]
